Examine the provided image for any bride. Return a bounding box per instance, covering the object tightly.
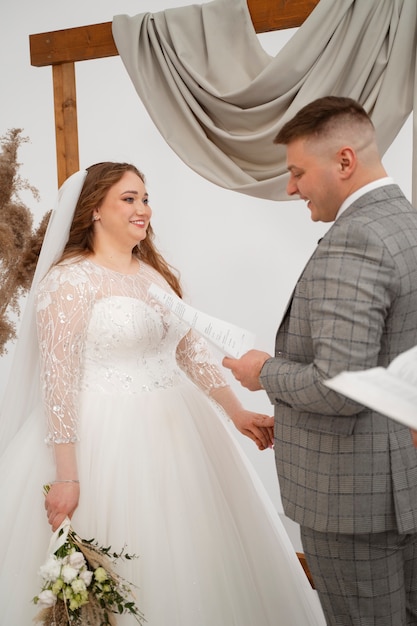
[0,162,325,624]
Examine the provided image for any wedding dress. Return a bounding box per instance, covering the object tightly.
[0,172,325,625]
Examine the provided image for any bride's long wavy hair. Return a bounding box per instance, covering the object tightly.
[57,161,182,297]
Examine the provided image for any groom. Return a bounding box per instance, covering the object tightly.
[223,96,417,625]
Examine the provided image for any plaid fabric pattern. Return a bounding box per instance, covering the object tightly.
[300,526,417,625]
[260,185,417,534]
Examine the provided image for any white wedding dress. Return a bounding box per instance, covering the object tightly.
[0,258,325,625]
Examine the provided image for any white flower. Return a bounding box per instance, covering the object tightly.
[71,578,87,594]
[37,589,57,608]
[39,555,61,581]
[79,568,93,586]
[68,550,86,570]
[61,564,78,583]
[94,567,108,583]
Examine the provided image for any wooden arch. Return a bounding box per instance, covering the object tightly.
[29,0,319,187]
[28,0,319,588]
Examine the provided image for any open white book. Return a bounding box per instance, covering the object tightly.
[148,283,255,359]
[324,345,417,428]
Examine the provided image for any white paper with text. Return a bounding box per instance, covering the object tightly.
[148,283,255,358]
[324,345,417,428]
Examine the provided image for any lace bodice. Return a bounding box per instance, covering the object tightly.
[36,258,227,444]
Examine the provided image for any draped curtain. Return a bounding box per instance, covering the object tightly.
[112,0,417,203]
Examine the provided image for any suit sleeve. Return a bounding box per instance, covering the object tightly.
[260,218,397,416]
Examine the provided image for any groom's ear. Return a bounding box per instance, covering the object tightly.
[337,147,355,178]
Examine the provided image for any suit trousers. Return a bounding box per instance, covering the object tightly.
[300,526,417,626]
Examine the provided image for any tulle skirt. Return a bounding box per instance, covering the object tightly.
[0,380,325,625]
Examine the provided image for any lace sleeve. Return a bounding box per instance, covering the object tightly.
[36,264,94,444]
[176,330,228,395]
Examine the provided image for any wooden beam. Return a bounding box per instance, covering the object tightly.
[247,0,320,33]
[29,0,319,67]
[30,22,117,67]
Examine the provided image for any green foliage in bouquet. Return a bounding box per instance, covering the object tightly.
[0,128,50,355]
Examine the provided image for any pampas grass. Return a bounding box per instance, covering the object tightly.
[0,128,50,355]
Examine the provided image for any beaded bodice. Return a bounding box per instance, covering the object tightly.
[36,259,227,444]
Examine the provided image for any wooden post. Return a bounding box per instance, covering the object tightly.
[52,62,79,187]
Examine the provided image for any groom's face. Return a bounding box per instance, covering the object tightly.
[285,137,343,223]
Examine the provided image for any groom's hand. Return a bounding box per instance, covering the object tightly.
[223,349,271,391]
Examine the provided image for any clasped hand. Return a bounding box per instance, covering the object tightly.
[232,408,274,450]
[223,349,271,391]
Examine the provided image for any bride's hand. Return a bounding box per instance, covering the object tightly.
[231,410,274,450]
[45,482,80,531]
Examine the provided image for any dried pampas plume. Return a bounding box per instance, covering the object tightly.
[0,128,50,355]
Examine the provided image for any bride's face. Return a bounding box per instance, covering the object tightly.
[92,171,152,248]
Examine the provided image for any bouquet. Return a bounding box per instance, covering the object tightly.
[33,513,145,626]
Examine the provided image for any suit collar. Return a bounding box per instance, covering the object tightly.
[336,177,394,220]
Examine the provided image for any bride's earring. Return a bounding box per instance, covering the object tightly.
[92,215,99,221]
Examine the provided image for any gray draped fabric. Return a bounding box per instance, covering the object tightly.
[112,0,417,202]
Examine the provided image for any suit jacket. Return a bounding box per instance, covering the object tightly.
[260,184,417,534]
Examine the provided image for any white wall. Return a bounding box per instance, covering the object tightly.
[1,0,412,548]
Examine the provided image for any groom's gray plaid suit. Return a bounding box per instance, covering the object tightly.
[261,184,417,534]
[260,184,417,621]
